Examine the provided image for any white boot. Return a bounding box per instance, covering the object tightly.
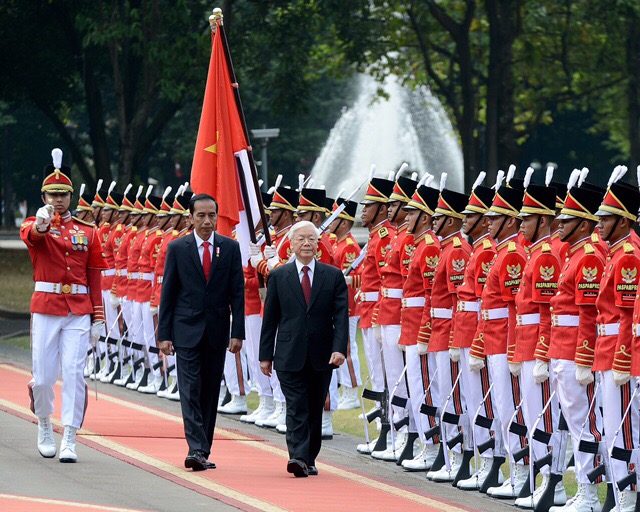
[372,431,407,461]
[322,411,334,440]
[83,357,95,377]
[457,456,504,490]
[59,426,77,463]
[251,396,275,422]
[427,450,467,482]
[157,376,175,398]
[488,463,529,498]
[240,395,268,423]
[549,483,601,512]
[166,381,180,401]
[113,364,132,386]
[256,400,284,428]
[37,417,56,458]
[94,356,109,380]
[126,367,145,389]
[357,438,379,454]
[338,387,360,410]
[617,490,637,512]
[100,361,118,383]
[137,374,163,394]
[218,395,248,414]
[514,473,567,508]
[217,384,228,407]
[402,443,440,471]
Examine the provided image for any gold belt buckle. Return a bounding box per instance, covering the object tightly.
[62,284,72,294]
[481,310,488,321]
[401,298,407,308]
[381,287,388,298]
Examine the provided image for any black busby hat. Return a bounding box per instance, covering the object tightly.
[297,187,326,213]
[334,197,358,222]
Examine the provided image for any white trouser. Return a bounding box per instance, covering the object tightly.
[337,316,362,388]
[244,314,271,397]
[435,350,465,454]
[600,370,638,482]
[520,359,559,475]
[139,301,159,376]
[550,359,604,484]
[325,371,339,412]
[459,348,493,456]
[486,353,527,465]
[223,347,248,396]
[381,324,408,421]
[362,327,384,392]
[405,345,438,443]
[129,300,145,366]
[31,312,90,429]
[101,289,121,343]
[166,354,177,377]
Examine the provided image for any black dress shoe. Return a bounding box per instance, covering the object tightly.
[307,466,318,476]
[184,450,208,471]
[286,458,308,478]
[206,460,217,469]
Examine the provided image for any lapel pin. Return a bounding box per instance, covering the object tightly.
[216,246,220,258]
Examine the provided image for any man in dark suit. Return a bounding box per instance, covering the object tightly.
[259,220,349,477]
[158,193,244,471]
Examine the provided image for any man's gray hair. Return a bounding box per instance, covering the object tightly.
[288,220,320,240]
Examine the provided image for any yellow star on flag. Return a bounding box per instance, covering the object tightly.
[204,131,220,154]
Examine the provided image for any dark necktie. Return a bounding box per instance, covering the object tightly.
[202,241,211,281]
[301,265,311,305]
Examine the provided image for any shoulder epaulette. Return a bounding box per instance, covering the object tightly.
[329,233,337,240]
[172,229,179,236]
[624,242,635,254]
[131,226,138,233]
[453,236,462,248]
[425,234,435,245]
[591,233,599,243]
[116,224,123,232]
[508,241,517,253]
[379,227,389,238]
[584,243,595,255]
[482,239,492,250]
[541,242,551,253]
[346,237,354,245]
[72,216,96,227]
[103,222,110,227]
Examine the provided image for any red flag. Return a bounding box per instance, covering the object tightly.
[191,25,248,236]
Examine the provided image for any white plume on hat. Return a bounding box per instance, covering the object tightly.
[79,183,86,197]
[545,166,554,187]
[96,179,104,194]
[493,170,505,190]
[567,169,581,191]
[395,162,409,180]
[523,167,535,189]
[51,148,63,169]
[471,171,486,191]
[368,164,377,181]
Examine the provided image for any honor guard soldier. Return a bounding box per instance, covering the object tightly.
[75,184,95,224]
[469,171,529,499]
[423,175,472,483]
[329,196,363,410]
[399,176,444,471]
[91,179,107,227]
[356,169,395,455]
[591,169,640,512]
[449,173,501,491]
[544,174,606,512]
[295,185,335,264]
[511,168,566,509]
[22,149,107,462]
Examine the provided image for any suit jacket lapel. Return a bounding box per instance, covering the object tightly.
[206,233,221,286]
[307,263,325,311]
[186,234,206,282]
[286,263,307,310]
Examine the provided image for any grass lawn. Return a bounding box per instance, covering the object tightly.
[0,249,33,311]
[1,335,30,350]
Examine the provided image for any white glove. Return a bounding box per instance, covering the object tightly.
[109,293,120,308]
[533,360,550,384]
[372,325,382,344]
[416,343,428,355]
[89,321,104,348]
[449,347,460,362]
[250,252,264,269]
[249,242,261,257]
[469,356,485,372]
[150,306,158,316]
[266,254,280,271]
[263,244,277,260]
[35,204,54,231]
[398,343,406,352]
[344,275,353,286]
[509,362,522,377]
[575,365,594,386]
[613,370,631,387]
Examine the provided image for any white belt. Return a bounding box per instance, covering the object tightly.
[35,281,88,295]
[361,291,379,302]
[402,297,425,308]
[457,300,480,313]
[116,269,127,277]
[516,313,541,326]
[551,314,580,327]
[597,323,620,337]
[128,272,139,280]
[139,272,154,281]
[156,276,163,284]
[634,324,640,337]
[381,287,403,299]
[102,269,116,277]
[431,307,453,319]
[481,307,509,321]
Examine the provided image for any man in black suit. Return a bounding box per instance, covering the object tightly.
[158,193,244,471]
[259,220,349,477]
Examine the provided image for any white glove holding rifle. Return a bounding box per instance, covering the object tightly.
[469,355,485,372]
[533,360,549,384]
[89,321,104,348]
[35,204,55,232]
[109,293,120,308]
[575,365,594,386]
[249,242,264,268]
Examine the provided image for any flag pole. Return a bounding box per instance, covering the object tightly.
[209,8,271,247]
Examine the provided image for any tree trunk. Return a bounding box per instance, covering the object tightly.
[457,32,477,190]
[2,125,15,228]
[627,12,640,169]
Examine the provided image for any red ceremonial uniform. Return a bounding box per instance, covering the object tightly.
[136,226,162,303]
[470,234,527,359]
[545,238,605,366]
[376,223,412,326]
[98,223,115,291]
[317,232,335,265]
[151,229,178,308]
[359,221,394,329]
[513,237,561,363]
[256,226,292,277]
[425,233,470,352]
[333,232,362,316]
[112,225,136,298]
[125,227,147,302]
[550,231,569,262]
[21,214,107,320]
[415,233,442,348]
[451,234,496,349]
[593,236,640,373]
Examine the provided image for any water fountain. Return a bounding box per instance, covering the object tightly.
[311,74,464,196]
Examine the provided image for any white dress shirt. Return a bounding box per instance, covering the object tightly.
[194,232,215,265]
[295,258,315,286]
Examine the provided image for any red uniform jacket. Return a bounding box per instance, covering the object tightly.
[377,224,412,326]
[470,234,527,359]
[21,214,107,320]
[112,225,136,298]
[136,227,162,303]
[126,227,147,302]
[317,232,335,266]
[593,236,640,373]
[334,232,362,317]
[151,229,179,308]
[256,226,292,277]
[546,238,605,366]
[415,232,442,347]
[99,223,115,291]
[513,237,561,363]
[452,235,496,349]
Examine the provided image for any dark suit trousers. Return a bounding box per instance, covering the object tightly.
[278,359,333,466]
[175,336,226,457]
